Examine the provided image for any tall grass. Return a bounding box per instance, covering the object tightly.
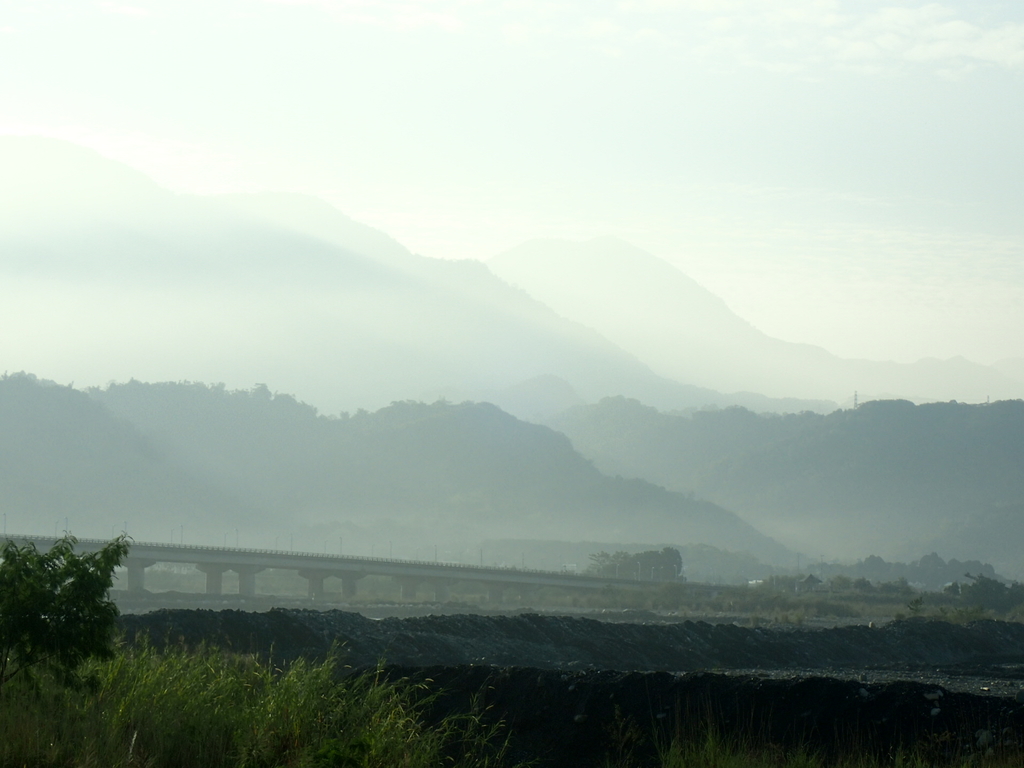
[0,643,514,768]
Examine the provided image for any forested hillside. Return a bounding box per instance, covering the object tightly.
[549,397,1024,574]
[0,374,788,563]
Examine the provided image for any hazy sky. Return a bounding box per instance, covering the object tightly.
[2,0,1022,364]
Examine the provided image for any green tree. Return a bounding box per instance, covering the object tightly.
[0,534,128,690]
[587,547,683,581]
[960,573,1024,614]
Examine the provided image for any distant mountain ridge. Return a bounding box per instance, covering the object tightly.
[488,237,1022,404]
[0,136,829,417]
[548,396,1024,576]
[0,373,790,564]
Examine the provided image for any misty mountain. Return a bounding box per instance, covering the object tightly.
[0,137,828,418]
[0,373,253,535]
[487,238,1022,405]
[548,396,1024,576]
[0,373,789,562]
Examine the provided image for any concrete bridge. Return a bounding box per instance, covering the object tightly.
[6,534,661,601]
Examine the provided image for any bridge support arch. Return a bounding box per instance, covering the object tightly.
[486,583,507,603]
[233,565,264,597]
[338,571,367,599]
[340,575,361,598]
[396,577,421,601]
[125,558,155,593]
[429,579,455,602]
[197,564,229,595]
[297,570,329,599]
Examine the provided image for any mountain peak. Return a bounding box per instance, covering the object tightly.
[487,236,1023,404]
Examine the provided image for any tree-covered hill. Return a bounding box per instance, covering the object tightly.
[0,374,788,562]
[548,397,1024,573]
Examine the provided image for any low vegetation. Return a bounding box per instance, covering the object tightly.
[0,644,514,768]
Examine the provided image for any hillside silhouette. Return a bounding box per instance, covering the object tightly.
[549,397,1024,574]
[0,373,252,536]
[489,237,1021,404]
[0,374,788,562]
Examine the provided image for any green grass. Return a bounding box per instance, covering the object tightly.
[0,643,514,768]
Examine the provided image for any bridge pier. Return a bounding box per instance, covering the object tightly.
[515,584,542,602]
[486,584,504,603]
[197,564,228,595]
[338,571,366,599]
[125,558,155,593]
[397,577,421,601]
[429,579,454,602]
[299,571,326,599]
[341,575,360,598]
[233,565,264,597]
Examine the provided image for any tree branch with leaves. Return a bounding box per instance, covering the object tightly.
[0,534,128,691]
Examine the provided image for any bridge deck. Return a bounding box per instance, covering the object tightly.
[5,534,680,598]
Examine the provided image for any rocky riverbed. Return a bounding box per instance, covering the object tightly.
[119,609,1024,766]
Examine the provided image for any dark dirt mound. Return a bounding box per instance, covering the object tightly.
[119,609,1024,673]
[388,666,1024,767]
